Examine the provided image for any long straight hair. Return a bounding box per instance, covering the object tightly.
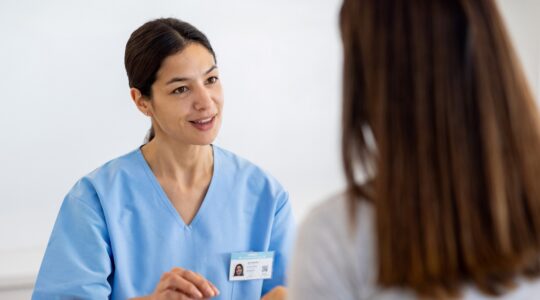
[340,0,540,297]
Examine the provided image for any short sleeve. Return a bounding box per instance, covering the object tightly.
[32,185,113,300]
[261,191,295,296]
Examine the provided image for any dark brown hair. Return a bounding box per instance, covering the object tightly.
[341,0,540,297]
[124,18,216,142]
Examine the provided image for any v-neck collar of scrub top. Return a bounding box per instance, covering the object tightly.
[135,144,219,230]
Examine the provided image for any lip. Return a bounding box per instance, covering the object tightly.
[189,115,216,131]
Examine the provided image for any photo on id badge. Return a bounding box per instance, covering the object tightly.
[229,251,274,281]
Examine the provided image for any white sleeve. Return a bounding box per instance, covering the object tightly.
[287,200,359,300]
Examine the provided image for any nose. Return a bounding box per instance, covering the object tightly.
[193,84,213,111]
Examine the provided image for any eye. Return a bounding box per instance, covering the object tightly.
[206,76,219,85]
[172,86,189,94]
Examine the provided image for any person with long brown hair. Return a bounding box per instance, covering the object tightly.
[289,0,540,298]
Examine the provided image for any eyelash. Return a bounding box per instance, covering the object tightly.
[171,76,219,95]
[172,86,189,94]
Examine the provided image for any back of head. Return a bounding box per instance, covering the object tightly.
[340,0,540,297]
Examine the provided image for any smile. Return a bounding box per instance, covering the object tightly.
[192,116,214,124]
[189,115,216,131]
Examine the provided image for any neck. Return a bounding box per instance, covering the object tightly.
[141,137,213,186]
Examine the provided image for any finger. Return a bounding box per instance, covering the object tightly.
[169,268,219,297]
[165,273,204,299]
[186,272,217,298]
[208,281,220,296]
[156,272,173,293]
[162,289,196,300]
[172,269,216,298]
[193,272,219,297]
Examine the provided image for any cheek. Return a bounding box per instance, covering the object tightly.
[215,96,224,112]
[156,105,190,125]
[217,97,224,109]
[174,101,193,116]
[213,86,224,107]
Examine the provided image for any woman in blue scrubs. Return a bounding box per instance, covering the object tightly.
[32,18,294,300]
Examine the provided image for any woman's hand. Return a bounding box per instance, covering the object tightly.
[132,267,220,300]
[261,286,287,300]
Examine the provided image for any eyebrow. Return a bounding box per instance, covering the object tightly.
[165,65,218,85]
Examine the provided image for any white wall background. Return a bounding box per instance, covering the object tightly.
[0,0,538,297]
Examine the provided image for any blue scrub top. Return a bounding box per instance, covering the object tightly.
[32,145,295,300]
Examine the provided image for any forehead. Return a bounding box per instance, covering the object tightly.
[155,43,215,82]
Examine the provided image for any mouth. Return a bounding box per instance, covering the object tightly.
[189,115,217,131]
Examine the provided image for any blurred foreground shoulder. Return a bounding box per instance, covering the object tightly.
[288,194,365,300]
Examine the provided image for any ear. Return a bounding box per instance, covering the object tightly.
[130,88,152,117]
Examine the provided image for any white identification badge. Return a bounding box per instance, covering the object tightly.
[229,251,274,281]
